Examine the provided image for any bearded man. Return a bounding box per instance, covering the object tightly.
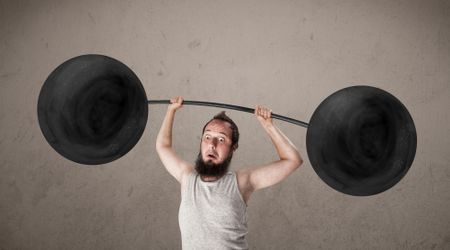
[156,96,303,250]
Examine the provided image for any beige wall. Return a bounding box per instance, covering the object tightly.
[1,0,449,249]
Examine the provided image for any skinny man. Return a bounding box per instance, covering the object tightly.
[156,97,303,249]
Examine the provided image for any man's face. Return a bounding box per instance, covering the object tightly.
[195,119,235,177]
[201,119,234,164]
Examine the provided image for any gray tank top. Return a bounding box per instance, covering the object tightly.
[178,171,248,250]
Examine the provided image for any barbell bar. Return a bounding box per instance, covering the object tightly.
[37,54,417,196]
[148,100,309,128]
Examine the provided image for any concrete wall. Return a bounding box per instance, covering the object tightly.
[1,0,449,249]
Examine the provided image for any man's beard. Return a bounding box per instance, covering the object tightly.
[195,151,233,178]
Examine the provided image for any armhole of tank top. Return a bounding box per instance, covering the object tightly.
[233,172,248,207]
[180,171,193,200]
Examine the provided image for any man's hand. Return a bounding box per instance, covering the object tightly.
[169,96,183,111]
[255,105,273,127]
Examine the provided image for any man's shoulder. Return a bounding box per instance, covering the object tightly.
[235,169,250,178]
[235,170,252,189]
[180,169,196,189]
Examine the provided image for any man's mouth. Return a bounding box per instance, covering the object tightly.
[206,152,218,159]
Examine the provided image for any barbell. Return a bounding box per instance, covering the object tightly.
[37,54,417,196]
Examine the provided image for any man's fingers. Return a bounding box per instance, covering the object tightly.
[255,105,272,119]
[265,109,270,119]
[170,96,183,104]
[267,108,272,118]
[255,105,260,115]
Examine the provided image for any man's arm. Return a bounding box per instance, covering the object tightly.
[239,105,303,192]
[155,97,193,184]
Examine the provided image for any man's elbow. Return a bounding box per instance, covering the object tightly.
[288,148,303,169]
[155,142,162,151]
[292,156,303,170]
[155,142,171,153]
[282,154,303,170]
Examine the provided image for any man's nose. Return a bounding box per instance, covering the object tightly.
[208,138,218,148]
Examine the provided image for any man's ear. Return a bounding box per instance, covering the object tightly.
[232,143,238,151]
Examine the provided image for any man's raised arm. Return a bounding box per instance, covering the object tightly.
[155,96,193,183]
[243,105,303,192]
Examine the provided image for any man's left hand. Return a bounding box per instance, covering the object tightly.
[255,105,273,127]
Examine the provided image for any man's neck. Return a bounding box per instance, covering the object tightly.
[200,174,225,182]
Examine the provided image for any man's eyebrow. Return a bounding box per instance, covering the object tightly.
[205,130,229,137]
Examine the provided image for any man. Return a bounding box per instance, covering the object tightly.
[156,96,303,250]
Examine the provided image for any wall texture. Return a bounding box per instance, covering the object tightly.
[1,0,449,249]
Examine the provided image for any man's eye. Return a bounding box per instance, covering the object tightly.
[219,138,225,143]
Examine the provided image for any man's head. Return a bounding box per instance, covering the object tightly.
[195,111,239,178]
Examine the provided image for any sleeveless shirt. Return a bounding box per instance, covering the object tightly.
[178,171,249,250]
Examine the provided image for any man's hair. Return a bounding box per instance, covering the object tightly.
[202,111,239,149]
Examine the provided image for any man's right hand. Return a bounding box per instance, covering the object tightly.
[169,96,183,111]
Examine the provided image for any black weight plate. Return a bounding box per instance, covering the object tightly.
[37,54,148,165]
[306,86,416,196]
